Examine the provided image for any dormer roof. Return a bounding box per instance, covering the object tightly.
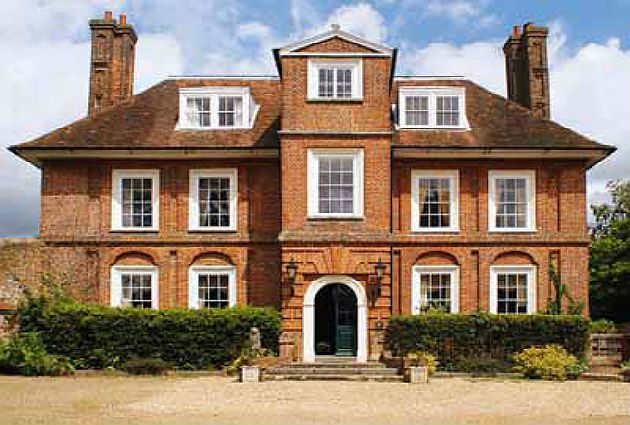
[272,24,397,79]
[276,24,394,56]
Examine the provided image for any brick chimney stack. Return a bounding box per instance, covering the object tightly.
[503,23,550,120]
[88,11,137,115]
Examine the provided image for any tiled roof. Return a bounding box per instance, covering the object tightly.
[10,77,614,154]
[13,78,282,150]
[393,79,613,150]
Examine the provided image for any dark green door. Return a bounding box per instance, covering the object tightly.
[333,285,357,356]
[314,283,358,357]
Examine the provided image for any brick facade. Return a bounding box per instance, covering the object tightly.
[7,17,614,359]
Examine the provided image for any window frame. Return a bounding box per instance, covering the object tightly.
[307,148,364,219]
[188,265,237,309]
[412,265,460,314]
[489,265,537,315]
[398,86,468,129]
[411,170,459,232]
[111,169,160,232]
[307,59,363,101]
[488,170,537,233]
[188,169,238,232]
[110,265,159,309]
[177,87,255,130]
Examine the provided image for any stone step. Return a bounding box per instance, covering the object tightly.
[580,372,625,382]
[264,373,404,382]
[266,367,399,376]
[281,362,389,369]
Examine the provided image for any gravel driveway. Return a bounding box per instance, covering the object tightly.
[0,375,628,425]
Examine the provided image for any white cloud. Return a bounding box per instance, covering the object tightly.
[397,0,500,28]
[399,40,505,93]
[424,0,479,21]
[307,3,388,42]
[0,0,183,237]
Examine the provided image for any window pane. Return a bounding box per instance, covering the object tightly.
[120,273,152,309]
[420,272,452,312]
[496,272,528,314]
[318,68,334,98]
[436,95,460,126]
[187,96,211,127]
[218,96,243,127]
[336,68,352,98]
[317,156,354,214]
[198,272,230,308]
[404,96,428,126]
[120,177,153,228]
[494,177,528,229]
[418,177,452,228]
[197,177,231,228]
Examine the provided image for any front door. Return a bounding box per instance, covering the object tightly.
[314,283,357,356]
[334,285,357,356]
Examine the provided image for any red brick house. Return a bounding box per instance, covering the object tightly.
[9,13,614,362]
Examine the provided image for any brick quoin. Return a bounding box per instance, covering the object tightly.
[5,15,615,361]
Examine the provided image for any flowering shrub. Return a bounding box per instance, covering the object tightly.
[513,345,580,381]
[404,350,438,375]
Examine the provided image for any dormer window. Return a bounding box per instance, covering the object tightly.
[398,87,468,129]
[308,59,363,101]
[178,87,258,130]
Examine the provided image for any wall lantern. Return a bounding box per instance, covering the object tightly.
[285,257,298,296]
[371,258,386,302]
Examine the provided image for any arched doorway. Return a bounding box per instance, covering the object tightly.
[302,275,368,363]
[314,284,357,356]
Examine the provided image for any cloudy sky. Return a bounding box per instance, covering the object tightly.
[2,0,629,237]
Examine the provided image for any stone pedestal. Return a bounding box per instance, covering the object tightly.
[405,366,429,384]
[239,366,260,383]
[279,332,296,361]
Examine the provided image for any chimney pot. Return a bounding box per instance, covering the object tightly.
[331,23,340,31]
[512,25,522,38]
[119,14,127,25]
[104,11,113,22]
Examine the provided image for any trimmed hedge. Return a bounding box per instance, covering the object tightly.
[385,313,590,372]
[19,302,281,369]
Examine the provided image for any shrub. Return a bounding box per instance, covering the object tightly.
[589,319,617,334]
[0,332,74,376]
[404,350,438,375]
[120,357,173,375]
[385,313,589,372]
[453,355,505,375]
[513,345,579,381]
[18,301,282,370]
[226,348,274,374]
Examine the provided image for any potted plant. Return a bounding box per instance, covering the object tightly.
[403,350,438,383]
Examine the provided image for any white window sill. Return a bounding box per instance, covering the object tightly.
[307,97,363,102]
[397,125,470,131]
[176,125,253,131]
[188,227,237,232]
[411,228,460,233]
[110,228,159,232]
[308,215,365,221]
[488,228,538,233]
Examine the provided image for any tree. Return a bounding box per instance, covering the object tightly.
[590,180,630,322]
